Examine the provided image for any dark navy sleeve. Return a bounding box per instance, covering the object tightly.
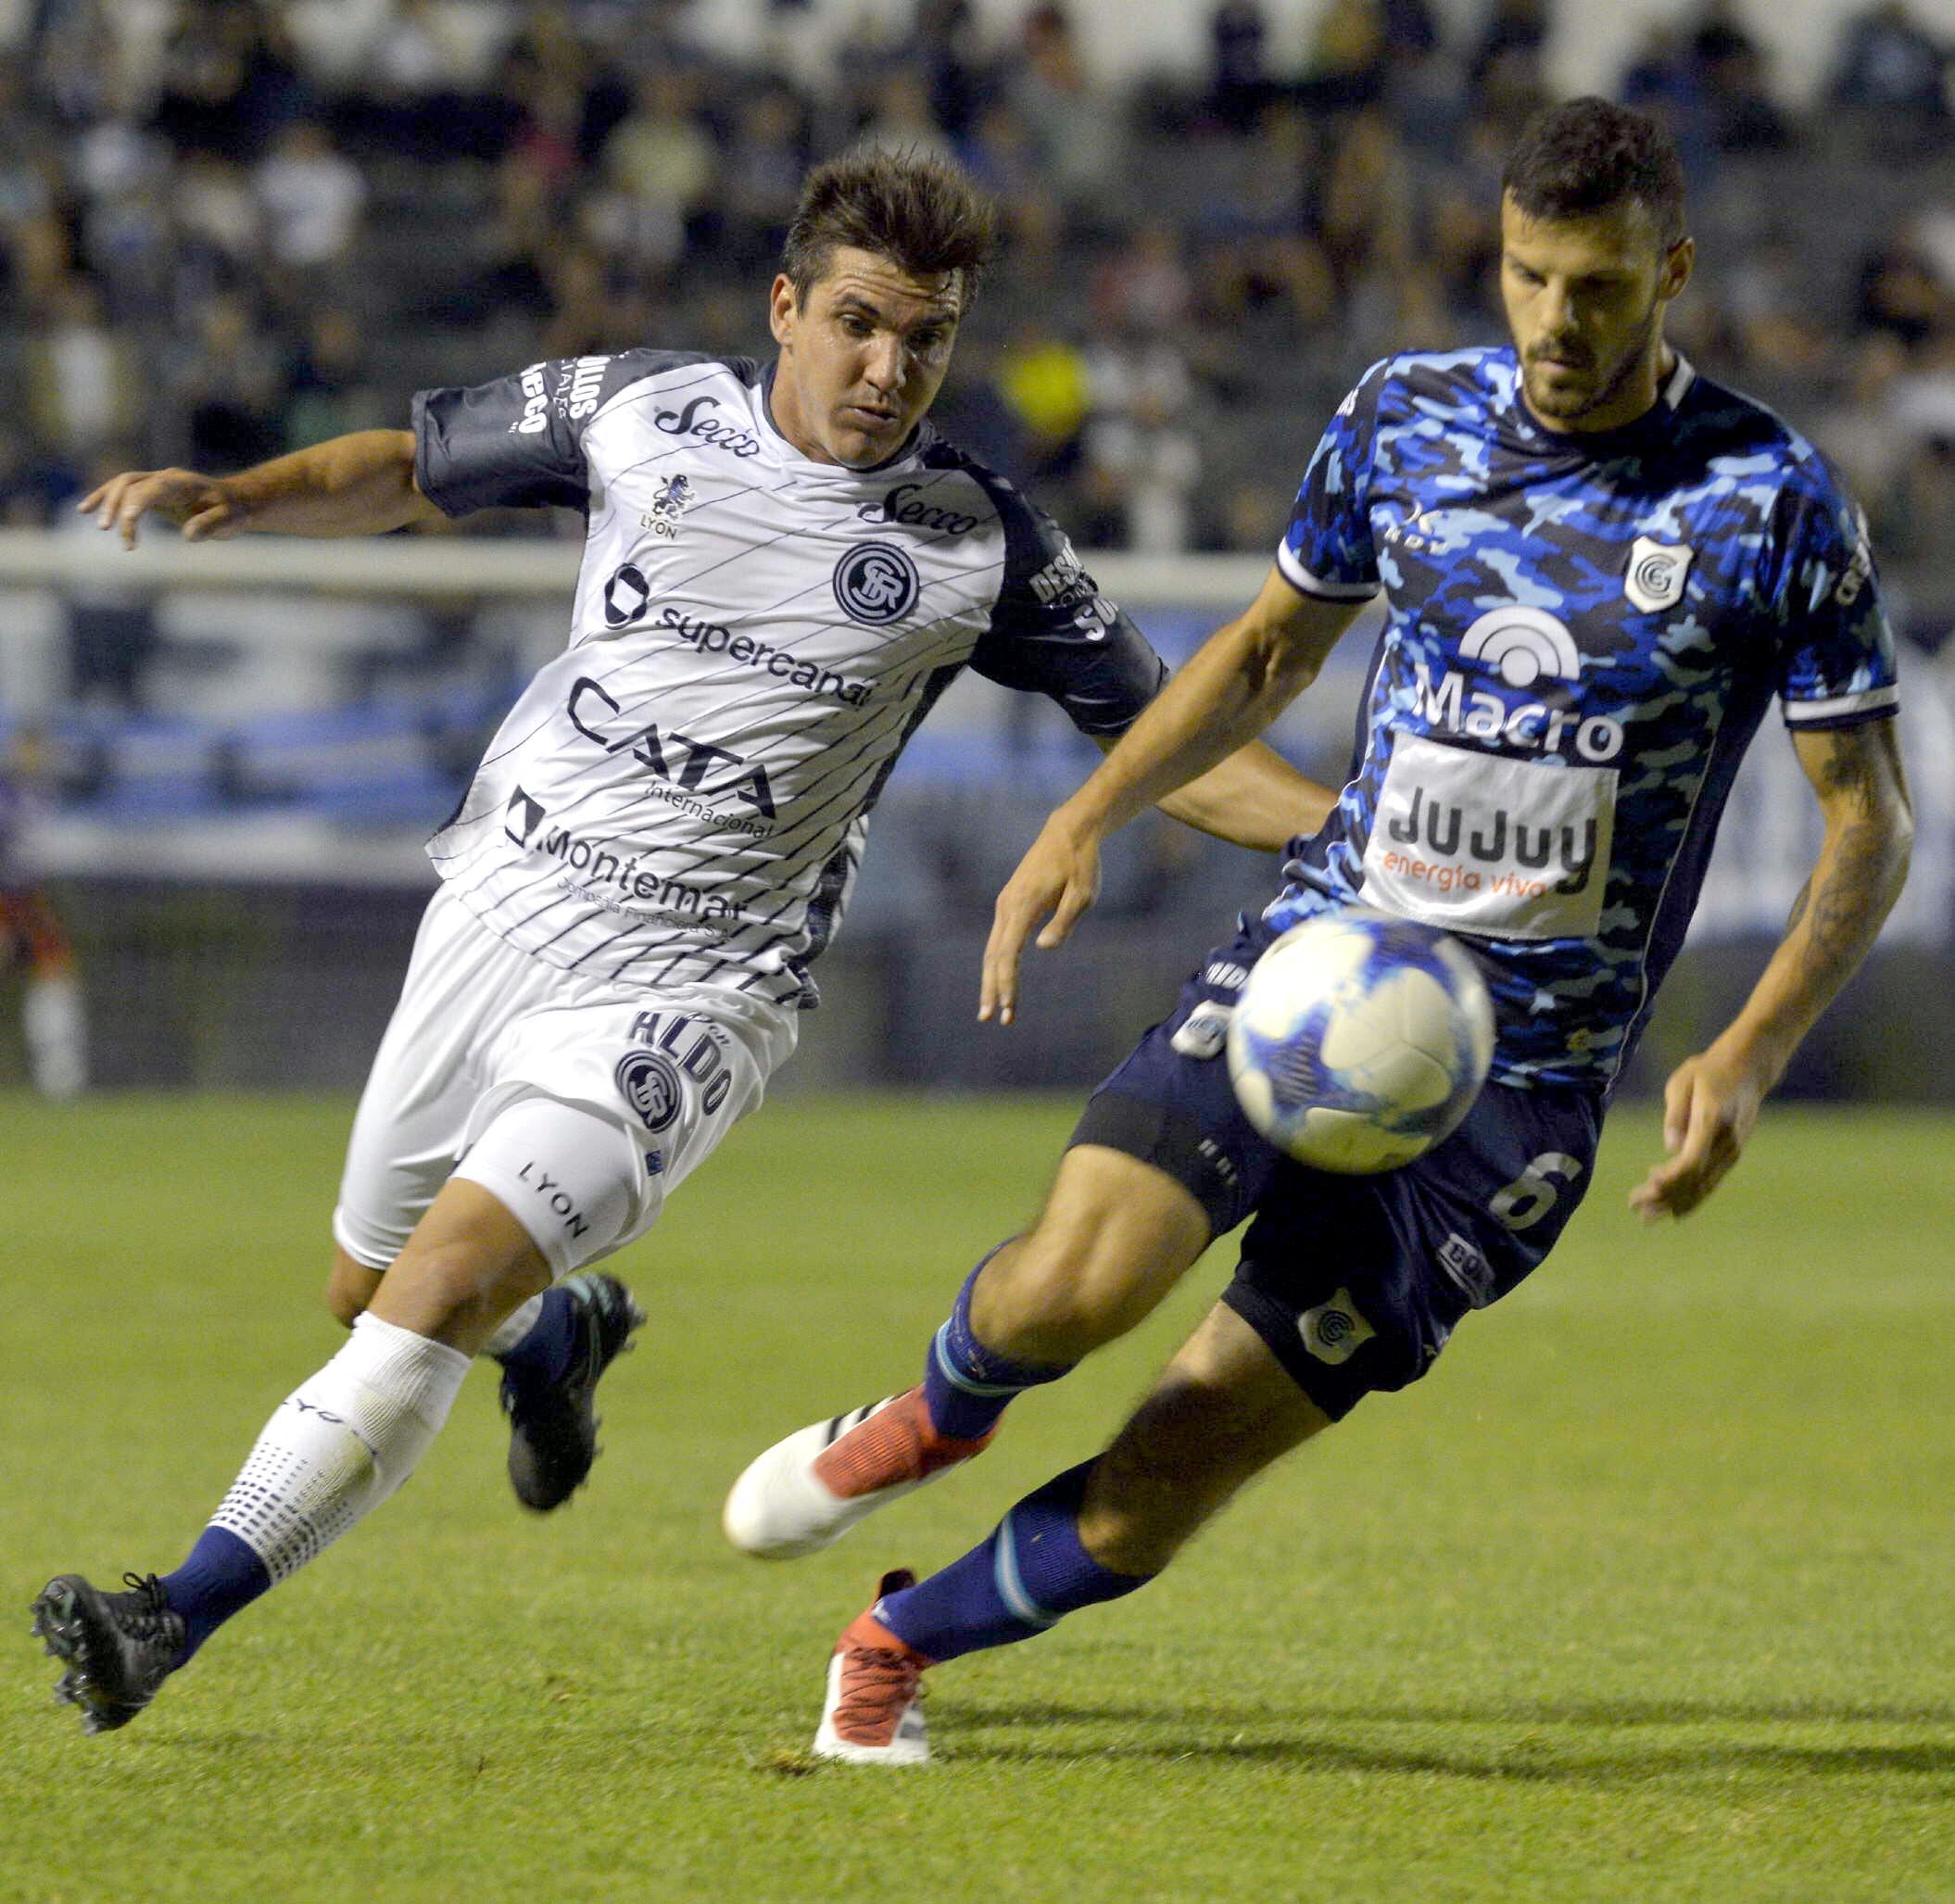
[965,475,1167,737]
[412,348,719,516]
[1275,357,1392,602]
[1767,460,1899,731]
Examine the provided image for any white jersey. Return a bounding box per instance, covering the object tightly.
[415,350,1163,1009]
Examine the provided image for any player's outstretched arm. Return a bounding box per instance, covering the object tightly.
[1630,718,1912,1222]
[979,572,1360,1024]
[1146,740,1339,854]
[81,431,446,549]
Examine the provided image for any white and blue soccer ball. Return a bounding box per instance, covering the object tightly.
[1226,908,1495,1175]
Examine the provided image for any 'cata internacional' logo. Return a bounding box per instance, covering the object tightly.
[832,541,920,625]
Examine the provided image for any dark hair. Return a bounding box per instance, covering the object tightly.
[1503,98,1688,249]
[782,146,999,310]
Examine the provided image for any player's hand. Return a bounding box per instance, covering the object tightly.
[1628,1043,1770,1223]
[79,468,242,549]
[979,813,1103,1026]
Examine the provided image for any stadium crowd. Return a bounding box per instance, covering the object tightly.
[0,0,1949,608]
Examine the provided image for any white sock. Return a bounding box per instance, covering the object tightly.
[24,973,86,1098]
[210,1314,471,1582]
[481,1295,546,1360]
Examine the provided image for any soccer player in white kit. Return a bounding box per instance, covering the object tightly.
[30,149,1333,1735]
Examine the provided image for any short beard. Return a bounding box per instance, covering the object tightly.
[1525,297,1661,426]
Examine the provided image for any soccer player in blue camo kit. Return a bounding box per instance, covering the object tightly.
[725,99,1915,1763]
[28,150,1334,1736]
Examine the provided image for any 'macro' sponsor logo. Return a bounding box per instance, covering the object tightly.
[1409,662,1623,763]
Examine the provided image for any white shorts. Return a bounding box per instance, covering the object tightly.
[332,882,798,1279]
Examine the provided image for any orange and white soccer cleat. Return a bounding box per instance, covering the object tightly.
[812,1570,932,1765]
[723,1387,995,1559]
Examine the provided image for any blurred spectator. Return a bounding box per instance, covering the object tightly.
[164,287,286,469]
[0,725,88,1099]
[910,0,990,144]
[1688,0,1790,153]
[26,276,142,461]
[1012,6,1116,219]
[1857,221,1953,353]
[1080,327,1201,552]
[593,68,719,273]
[1828,3,1950,124]
[1722,231,1832,377]
[1322,108,1417,299]
[1810,335,1915,530]
[283,305,392,448]
[61,448,158,712]
[1092,221,1192,338]
[1299,0,1391,116]
[961,97,1060,256]
[150,0,311,162]
[720,81,811,272]
[0,427,81,527]
[1469,0,1549,90]
[1195,106,1336,334]
[996,326,1091,486]
[859,66,961,166]
[253,121,365,273]
[1207,0,1271,135]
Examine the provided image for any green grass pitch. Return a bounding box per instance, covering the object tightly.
[2,1091,1951,1903]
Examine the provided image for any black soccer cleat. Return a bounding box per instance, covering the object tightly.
[500,1272,646,1512]
[31,1571,186,1735]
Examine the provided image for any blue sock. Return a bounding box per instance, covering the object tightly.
[922,1250,1073,1441]
[877,1462,1151,1662]
[492,1286,578,1386]
[158,1526,271,1663]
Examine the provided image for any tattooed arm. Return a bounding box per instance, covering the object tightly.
[1630,718,1913,1221]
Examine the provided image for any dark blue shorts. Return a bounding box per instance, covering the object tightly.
[1068,918,1602,1422]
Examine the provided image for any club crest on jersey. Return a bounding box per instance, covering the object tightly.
[833,541,920,624]
[614,1049,684,1133]
[641,474,693,540]
[1299,1289,1376,1365]
[1624,536,1693,613]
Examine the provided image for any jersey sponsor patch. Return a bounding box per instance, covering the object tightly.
[1359,734,1617,942]
[1299,1289,1376,1365]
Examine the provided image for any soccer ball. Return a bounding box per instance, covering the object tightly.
[1226,909,1495,1174]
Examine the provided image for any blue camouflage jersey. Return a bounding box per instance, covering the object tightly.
[1268,346,1898,1092]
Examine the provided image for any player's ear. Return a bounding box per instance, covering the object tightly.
[767,273,799,348]
[1659,235,1694,304]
